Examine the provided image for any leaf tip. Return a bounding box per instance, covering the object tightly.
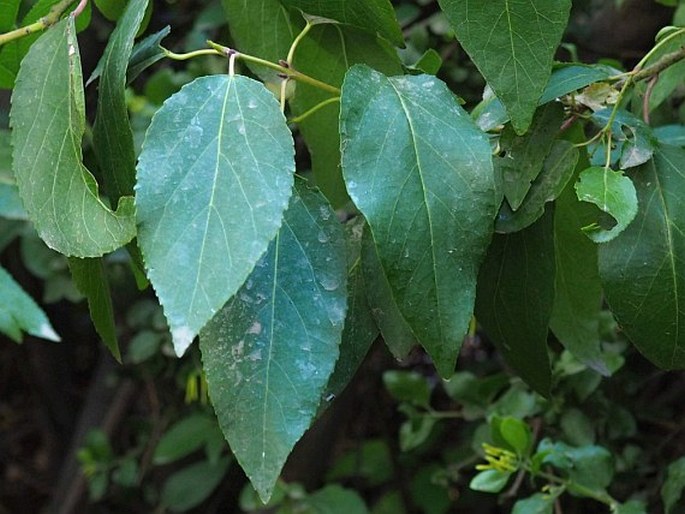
[171,325,197,356]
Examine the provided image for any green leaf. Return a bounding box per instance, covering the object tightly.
[222,0,295,81]
[361,228,416,359]
[496,140,578,233]
[476,211,554,397]
[93,0,149,204]
[599,145,685,368]
[324,218,378,401]
[496,416,532,456]
[469,469,511,493]
[575,167,638,243]
[383,370,431,407]
[539,439,614,491]
[662,456,685,513]
[94,0,128,21]
[68,257,120,361]
[200,183,347,503]
[292,25,403,207]
[301,485,369,514]
[0,184,26,220]
[655,125,685,147]
[136,74,295,356]
[614,500,648,514]
[591,109,656,170]
[161,457,230,512]
[281,0,403,46]
[498,103,565,211]
[10,18,136,257]
[411,49,443,75]
[512,493,554,514]
[153,413,218,465]
[0,265,60,343]
[0,0,20,32]
[638,31,685,112]
[340,65,498,378]
[439,0,571,134]
[550,130,607,374]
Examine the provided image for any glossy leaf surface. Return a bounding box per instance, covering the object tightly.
[599,145,685,368]
[10,18,136,257]
[476,212,555,396]
[136,75,294,356]
[340,65,498,377]
[439,0,571,133]
[200,183,346,502]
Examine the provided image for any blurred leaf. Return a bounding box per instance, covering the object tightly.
[655,125,685,147]
[153,414,217,465]
[383,371,431,407]
[663,457,685,513]
[161,457,230,512]
[512,493,554,514]
[469,469,511,493]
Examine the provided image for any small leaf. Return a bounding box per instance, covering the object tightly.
[539,439,614,491]
[662,456,685,514]
[410,49,443,75]
[0,265,60,343]
[591,109,656,170]
[476,211,555,397]
[497,417,532,456]
[153,414,217,465]
[281,0,404,46]
[469,469,511,493]
[496,140,578,233]
[136,74,295,356]
[512,493,554,514]
[200,183,347,503]
[340,65,498,377]
[10,18,136,257]
[383,370,431,407]
[498,103,566,211]
[361,228,416,359]
[161,457,230,512]
[599,145,685,368]
[615,500,648,514]
[68,257,120,361]
[575,167,638,243]
[302,485,369,514]
[439,0,571,133]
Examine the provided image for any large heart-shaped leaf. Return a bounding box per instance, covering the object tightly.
[476,211,555,397]
[200,182,347,502]
[136,74,294,356]
[340,65,498,377]
[281,0,403,46]
[10,17,136,257]
[439,0,571,134]
[599,145,685,368]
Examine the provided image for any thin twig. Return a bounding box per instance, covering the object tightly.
[0,0,78,47]
[642,74,659,124]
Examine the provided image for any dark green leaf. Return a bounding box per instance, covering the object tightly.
[498,103,565,211]
[383,370,431,407]
[496,140,578,233]
[599,145,685,368]
[662,456,685,513]
[10,18,136,257]
[0,265,60,343]
[136,74,294,356]
[153,414,217,465]
[292,25,403,207]
[361,228,416,359]
[469,469,511,493]
[0,0,20,32]
[575,167,638,243]
[281,0,403,46]
[93,0,149,204]
[476,211,554,397]
[512,493,554,514]
[539,439,614,491]
[340,65,498,377]
[94,0,127,21]
[200,183,347,502]
[615,500,648,514]
[324,218,378,402]
[161,457,230,512]
[68,257,120,361]
[439,0,571,133]
[550,131,607,374]
[301,485,369,514]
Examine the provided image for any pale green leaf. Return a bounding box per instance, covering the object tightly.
[498,103,565,211]
[662,456,685,513]
[655,125,685,147]
[496,140,578,233]
[292,25,402,207]
[469,469,511,493]
[93,0,149,203]
[136,74,294,356]
[281,0,403,46]
[439,0,571,134]
[361,227,416,359]
[599,145,685,368]
[340,65,498,377]
[550,132,606,374]
[0,265,60,343]
[200,183,347,502]
[575,166,638,243]
[476,211,554,397]
[10,18,136,257]
[512,493,554,514]
[67,257,120,362]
